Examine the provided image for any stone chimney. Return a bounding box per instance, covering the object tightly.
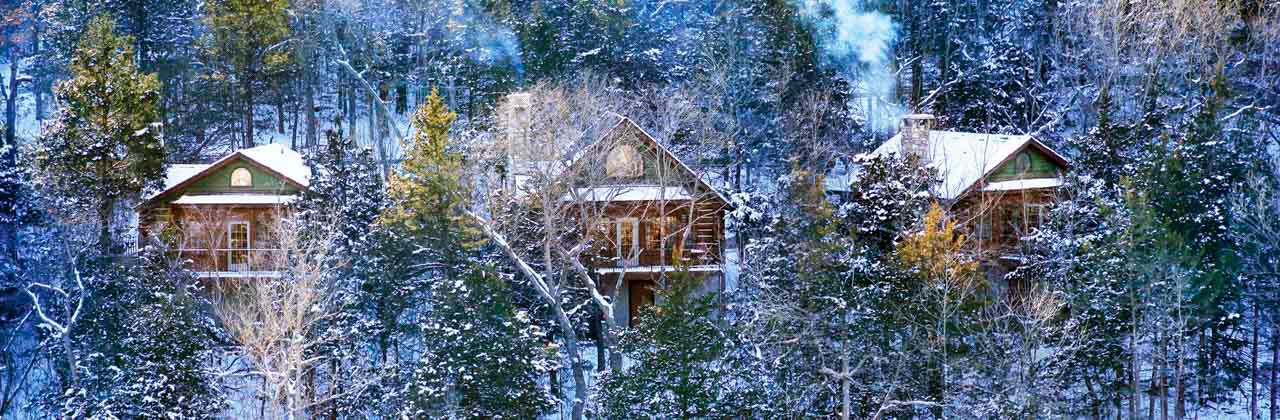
[499,92,532,156]
[900,114,935,159]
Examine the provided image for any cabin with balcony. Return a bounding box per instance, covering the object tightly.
[503,109,732,327]
[136,144,311,279]
[829,114,1070,294]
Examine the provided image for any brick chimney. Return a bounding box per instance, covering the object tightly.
[900,114,935,159]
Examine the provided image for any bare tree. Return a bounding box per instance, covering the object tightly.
[212,214,348,420]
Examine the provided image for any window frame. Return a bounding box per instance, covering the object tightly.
[227,221,251,271]
[605,144,644,179]
[615,217,640,264]
[230,167,253,187]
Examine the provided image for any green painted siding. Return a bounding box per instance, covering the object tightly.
[184,159,300,195]
[989,148,1062,181]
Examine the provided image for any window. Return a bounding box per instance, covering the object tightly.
[605,145,643,178]
[230,167,252,187]
[228,222,250,271]
[1014,152,1033,173]
[645,216,678,250]
[1002,204,1051,242]
[616,218,639,263]
[975,212,993,242]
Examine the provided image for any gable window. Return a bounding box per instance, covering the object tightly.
[605,145,643,178]
[1014,152,1033,173]
[230,167,252,187]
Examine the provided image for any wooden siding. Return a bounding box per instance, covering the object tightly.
[580,199,726,268]
[184,162,300,195]
[140,205,288,273]
[953,188,1060,260]
[987,148,1063,182]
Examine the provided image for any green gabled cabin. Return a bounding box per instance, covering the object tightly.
[136,144,311,279]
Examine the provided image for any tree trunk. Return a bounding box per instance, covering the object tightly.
[244,77,256,148]
[1271,322,1277,420]
[276,86,286,134]
[1131,288,1140,420]
[841,347,850,420]
[32,22,43,123]
[306,72,317,148]
[6,54,19,149]
[592,313,605,372]
[1254,301,1261,420]
[98,197,114,255]
[62,328,78,388]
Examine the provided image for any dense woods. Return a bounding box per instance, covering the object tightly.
[1,0,1279,418]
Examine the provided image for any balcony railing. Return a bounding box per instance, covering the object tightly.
[169,248,285,275]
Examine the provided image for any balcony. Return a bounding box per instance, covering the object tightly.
[168,248,285,279]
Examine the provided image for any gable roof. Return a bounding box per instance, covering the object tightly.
[509,116,733,207]
[584,118,733,207]
[872,130,1068,200]
[140,143,311,209]
[828,130,1069,201]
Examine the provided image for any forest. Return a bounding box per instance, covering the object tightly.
[1,0,1280,418]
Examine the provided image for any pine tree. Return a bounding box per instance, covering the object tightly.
[599,269,763,418]
[203,0,291,148]
[404,262,558,418]
[53,248,223,418]
[894,203,983,416]
[35,15,165,254]
[383,87,473,264]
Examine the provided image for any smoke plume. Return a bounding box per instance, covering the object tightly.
[791,0,904,128]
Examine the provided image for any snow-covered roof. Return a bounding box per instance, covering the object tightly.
[843,130,1066,200]
[239,143,311,187]
[509,118,732,207]
[874,131,1029,200]
[143,143,311,204]
[981,178,1063,192]
[565,186,693,202]
[160,164,211,194]
[171,194,299,206]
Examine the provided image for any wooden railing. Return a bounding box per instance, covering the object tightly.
[169,248,285,273]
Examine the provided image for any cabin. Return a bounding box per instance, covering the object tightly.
[830,114,1070,292]
[136,144,311,279]
[502,107,732,328]
[576,119,731,327]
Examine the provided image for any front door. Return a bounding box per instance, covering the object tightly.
[228,221,250,272]
[628,279,656,328]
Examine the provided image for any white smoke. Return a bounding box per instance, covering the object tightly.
[792,0,904,130]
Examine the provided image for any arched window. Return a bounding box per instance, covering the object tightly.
[230,167,252,187]
[1013,152,1032,173]
[605,145,643,178]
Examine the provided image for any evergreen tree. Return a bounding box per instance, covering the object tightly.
[203,0,290,148]
[1070,85,1143,185]
[733,162,934,417]
[1138,66,1259,406]
[52,248,223,418]
[35,15,165,254]
[404,263,558,418]
[383,87,473,264]
[893,203,984,416]
[599,269,763,418]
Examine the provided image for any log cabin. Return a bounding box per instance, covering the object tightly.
[136,144,311,279]
[502,107,732,328]
[829,114,1070,295]
[574,119,731,327]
